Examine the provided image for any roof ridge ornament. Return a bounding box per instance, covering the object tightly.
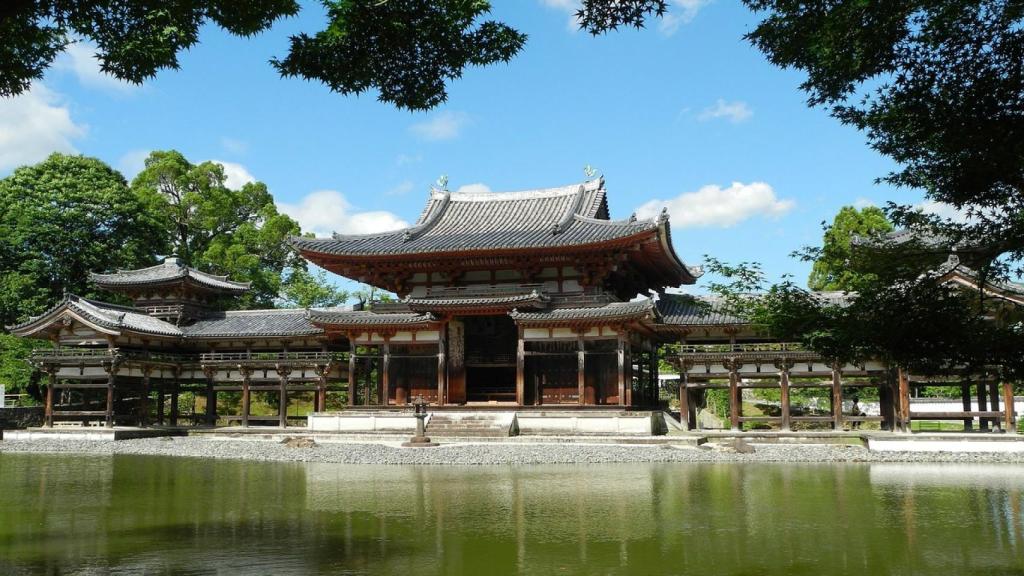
[659,207,670,224]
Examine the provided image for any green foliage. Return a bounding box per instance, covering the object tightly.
[0,334,48,395]
[0,1,299,97]
[744,1,1024,275]
[576,1,668,35]
[130,150,306,309]
[807,206,893,291]
[279,268,350,309]
[0,153,163,326]
[273,0,527,110]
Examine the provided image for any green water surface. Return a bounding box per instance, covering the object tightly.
[0,454,1021,575]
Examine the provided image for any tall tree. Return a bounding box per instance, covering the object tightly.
[744,1,1024,276]
[807,206,893,291]
[130,150,306,309]
[0,153,163,327]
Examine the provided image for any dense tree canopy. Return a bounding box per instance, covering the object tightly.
[2,1,682,110]
[131,150,345,309]
[744,1,1024,275]
[0,153,163,327]
[807,206,893,292]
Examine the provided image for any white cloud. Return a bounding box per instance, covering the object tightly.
[853,197,877,209]
[0,85,86,172]
[698,99,753,123]
[210,159,256,189]
[659,0,712,36]
[409,111,469,141]
[914,200,972,223]
[455,183,491,194]
[118,149,151,179]
[280,190,409,237]
[221,137,248,155]
[395,153,422,166]
[386,180,415,196]
[635,181,794,228]
[55,41,136,92]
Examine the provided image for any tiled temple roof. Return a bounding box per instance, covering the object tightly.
[932,255,1024,302]
[404,286,549,312]
[290,179,701,284]
[509,298,659,325]
[656,294,748,326]
[90,257,251,293]
[8,295,184,337]
[185,309,327,338]
[306,309,439,328]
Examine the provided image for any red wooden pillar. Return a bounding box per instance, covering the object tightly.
[45,369,56,428]
[381,342,391,407]
[240,367,252,427]
[140,366,152,427]
[577,335,585,406]
[277,365,290,428]
[616,333,626,406]
[438,326,448,406]
[515,326,524,406]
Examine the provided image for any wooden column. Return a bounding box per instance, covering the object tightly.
[989,382,1002,431]
[624,341,633,407]
[779,365,791,432]
[438,327,448,406]
[381,342,391,407]
[157,387,166,425]
[364,357,372,406]
[831,365,843,431]
[897,368,911,433]
[240,367,252,428]
[277,365,291,428]
[515,327,524,406]
[348,349,357,406]
[104,368,117,429]
[961,382,973,431]
[170,371,180,426]
[978,380,989,431]
[728,363,740,431]
[577,336,585,406]
[1003,381,1016,433]
[202,366,217,427]
[140,366,152,427]
[616,334,626,406]
[316,365,328,413]
[44,369,56,428]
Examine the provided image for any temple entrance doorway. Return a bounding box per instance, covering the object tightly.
[462,315,517,403]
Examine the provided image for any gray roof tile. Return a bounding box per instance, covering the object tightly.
[91,257,250,293]
[509,298,658,324]
[185,309,327,338]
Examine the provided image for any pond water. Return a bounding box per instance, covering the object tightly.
[0,454,1022,575]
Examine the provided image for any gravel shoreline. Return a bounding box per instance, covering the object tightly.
[3,436,1024,465]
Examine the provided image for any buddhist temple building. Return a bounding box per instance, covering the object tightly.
[7,178,1018,434]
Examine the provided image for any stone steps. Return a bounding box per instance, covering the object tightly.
[427,415,512,437]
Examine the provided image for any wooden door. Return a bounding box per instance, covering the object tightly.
[447,319,466,404]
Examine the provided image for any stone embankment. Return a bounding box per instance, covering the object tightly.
[2,436,1024,465]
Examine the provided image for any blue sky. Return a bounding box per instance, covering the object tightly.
[0,1,929,293]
